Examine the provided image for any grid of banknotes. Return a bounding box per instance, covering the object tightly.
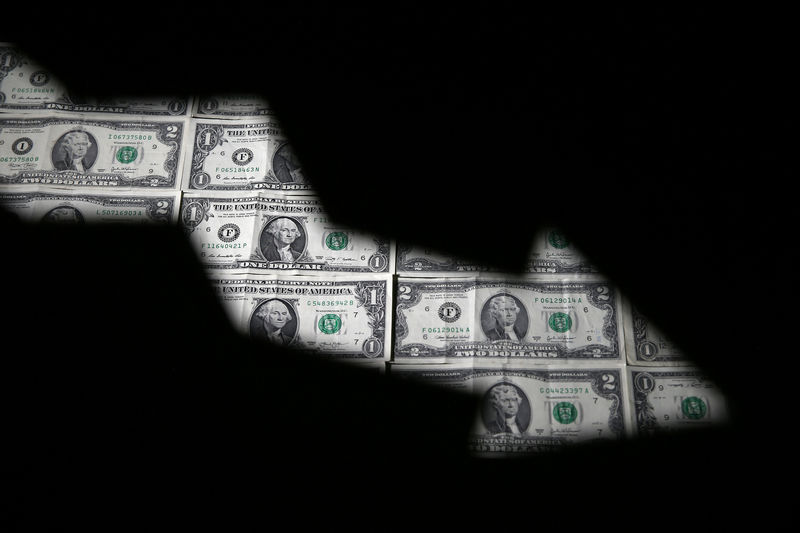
[0,43,730,456]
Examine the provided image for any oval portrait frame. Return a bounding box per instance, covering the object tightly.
[249,298,299,347]
[51,129,99,172]
[480,292,529,342]
[259,216,307,263]
[481,381,532,435]
[40,205,85,224]
[271,142,304,184]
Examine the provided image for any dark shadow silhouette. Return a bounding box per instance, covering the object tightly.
[3,7,795,527]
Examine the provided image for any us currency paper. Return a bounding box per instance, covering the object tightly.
[389,363,630,454]
[394,276,623,364]
[0,114,186,189]
[181,191,394,273]
[628,367,730,436]
[621,298,689,366]
[182,118,311,192]
[192,95,273,118]
[0,186,180,225]
[0,43,190,116]
[397,227,598,275]
[209,273,392,362]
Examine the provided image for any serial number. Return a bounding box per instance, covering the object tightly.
[0,156,39,163]
[96,209,143,216]
[201,242,248,249]
[307,300,355,306]
[107,134,152,140]
[215,167,261,173]
[540,387,590,394]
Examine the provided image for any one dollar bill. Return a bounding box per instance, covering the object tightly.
[0,185,180,225]
[628,367,730,436]
[396,227,598,275]
[389,363,630,455]
[0,114,186,189]
[394,276,623,364]
[0,43,190,116]
[209,273,392,362]
[181,191,393,274]
[182,118,311,192]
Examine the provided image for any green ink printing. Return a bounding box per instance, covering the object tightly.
[116,146,138,164]
[318,314,342,334]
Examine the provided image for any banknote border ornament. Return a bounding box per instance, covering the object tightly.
[353,281,387,358]
[587,369,625,437]
[139,121,183,187]
[631,306,658,361]
[0,45,23,97]
[181,198,213,233]
[631,370,659,435]
[143,196,177,224]
[586,283,619,347]
[368,239,391,273]
[190,124,227,190]
[393,282,423,347]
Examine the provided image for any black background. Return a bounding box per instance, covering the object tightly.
[3,7,796,529]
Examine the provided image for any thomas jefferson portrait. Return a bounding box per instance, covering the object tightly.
[40,206,85,224]
[52,130,98,172]
[481,382,531,436]
[272,142,306,184]
[250,299,298,347]
[480,293,528,342]
[259,217,306,262]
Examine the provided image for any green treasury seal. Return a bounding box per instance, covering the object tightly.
[548,230,570,249]
[548,312,572,333]
[553,402,578,424]
[681,396,707,420]
[116,146,138,164]
[325,231,349,251]
[318,314,342,334]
